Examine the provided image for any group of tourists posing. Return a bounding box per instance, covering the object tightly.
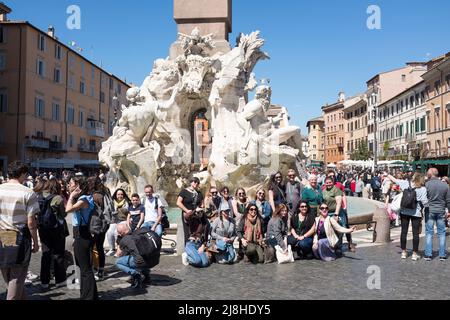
[177,169,358,267]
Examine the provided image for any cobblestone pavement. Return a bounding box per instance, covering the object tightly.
[2,232,450,300]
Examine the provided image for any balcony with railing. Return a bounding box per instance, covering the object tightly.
[78,144,99,153]
[49,141,67,153]
[87,119,105,138]
[337,143,344,150]
[24,137,50,150]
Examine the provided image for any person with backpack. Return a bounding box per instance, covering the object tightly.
[388,173,428,261]
[141,185,163,237]
[36,178,67,289]
[371,173,382,201]
[65,176,98,300]
[89,176,113,281]
[115,222,161,288]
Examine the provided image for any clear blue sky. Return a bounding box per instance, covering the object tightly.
[8,0,450,133]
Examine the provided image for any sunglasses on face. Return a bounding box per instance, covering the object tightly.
[320,207,328,210]
[300,205,308,208]
[249,208,257,211]
[211,192,218,195]
[258,192,265,195]
[238,193,245,196]
[275,176,282,179]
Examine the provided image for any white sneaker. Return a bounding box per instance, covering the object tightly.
[401,251,407,259]
[105,249,116,257]
[412,253,420,261]
[27,271,38,281]
[181,252,189,266]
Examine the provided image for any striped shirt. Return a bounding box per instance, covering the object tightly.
[0,182,40,231]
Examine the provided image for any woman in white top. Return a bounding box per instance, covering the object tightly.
[388,173,428,261]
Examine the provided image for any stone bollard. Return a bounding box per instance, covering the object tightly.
[373,207,391,243]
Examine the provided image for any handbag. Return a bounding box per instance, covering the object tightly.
[0,225,32,268]
[390,193,402,213]
[275,245,294,264]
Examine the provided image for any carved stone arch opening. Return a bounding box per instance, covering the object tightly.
[190,108,211,167]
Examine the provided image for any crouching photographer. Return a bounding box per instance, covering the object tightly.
[115,223,161,288]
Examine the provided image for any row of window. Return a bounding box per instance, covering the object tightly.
[347,138,368,153]
[32,131,97,149]
[34,59,120,101]
[326,124,344,133]
[326,149,344,157]
[347,116,368,131]
[378,117,427,142]
[35,32,123,93]
[346,106,367,119]
[378,91,427,121]
[326,112,344,123]
[33,97,109,128]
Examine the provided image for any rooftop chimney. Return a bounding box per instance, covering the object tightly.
[47,25,55,38]
[338,91,345,102]
[0,2,12,22]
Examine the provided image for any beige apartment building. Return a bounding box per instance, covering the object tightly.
[343,95,368,160]
[322,92,346,166]
[422,52,450,158]
[306,116,324,163]
[0,5,130,173]
[366,63,427,158]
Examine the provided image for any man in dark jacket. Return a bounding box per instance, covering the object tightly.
[115,223,161,288]
[424,168,450,261]
[371,173,382,201]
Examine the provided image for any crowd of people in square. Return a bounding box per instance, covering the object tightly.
[1,161,449,300]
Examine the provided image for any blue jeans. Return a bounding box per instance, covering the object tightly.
[116,255,139,276]
[216,243,236,264]
[287,235,313,255]
[425,211,447,258]
[185,240,209,268]
[142,221,163,237]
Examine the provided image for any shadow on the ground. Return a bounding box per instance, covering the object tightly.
[149,274,182,286]
[99,286,149,300]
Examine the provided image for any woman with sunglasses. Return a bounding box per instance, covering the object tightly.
[265,204,289,263]
[312,204,356,261]
[287,201,316,259]
[237,203,265,264]
[250,188,272,234]
[268,171,286,213]
[177,177,205,245]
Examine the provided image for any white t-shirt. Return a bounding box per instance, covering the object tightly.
[143,196,162,223]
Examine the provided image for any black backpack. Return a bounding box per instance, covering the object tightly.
[133,228,161,268]
[89,193,111,235]
[400,180,417,210]
[154,197,170,229]
[38,194,59,229]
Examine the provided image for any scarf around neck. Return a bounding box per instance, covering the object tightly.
[244,216,262,244]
